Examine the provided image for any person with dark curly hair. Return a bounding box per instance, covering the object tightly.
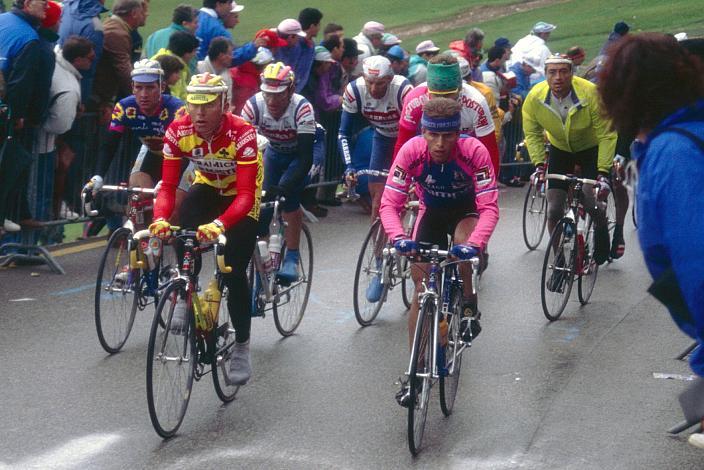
[599,33,704,446]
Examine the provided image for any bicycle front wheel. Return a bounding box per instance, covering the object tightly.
[540,219,577,321]
[146,281,195,438]
[273,224,313,336]
[408,296,433,456]
[95,227,139,354]
[577,215,599,305]
[439,284,463,416]
[400,257,414,310]
[522,181,548,250]
[353,219,389,326]
[212,287,239,403]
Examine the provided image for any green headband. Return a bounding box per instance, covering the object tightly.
[426,62,461,93]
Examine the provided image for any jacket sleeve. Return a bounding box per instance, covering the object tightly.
[522,94,547,167]
[589,92,617,174]
[465,141,499,249]
[153,124,181,221]
[43,91,78,136]
[5,41,40,120]
[103,29,134,100]
[380,142,416,241]
[231,41,257,67]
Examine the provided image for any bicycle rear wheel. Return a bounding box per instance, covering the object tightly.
[577,215,599,305]
[540,219,577,321]
[522,180,548,250]
[146,281,195,438]
[439,283,463,416]
[353,219,389,326]
[95,227,139,354]
[212,287,240,402]
[408,296,433,456]
[273,224,313,336]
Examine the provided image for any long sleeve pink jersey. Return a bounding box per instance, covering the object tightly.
[380,136,499,249]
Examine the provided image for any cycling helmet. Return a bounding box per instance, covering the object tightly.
[131,59,163,83]
[252,47,274,66]
[260,62,295,93]
[186,73,229,104]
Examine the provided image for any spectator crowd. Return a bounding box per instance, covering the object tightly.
[0,0,696,236]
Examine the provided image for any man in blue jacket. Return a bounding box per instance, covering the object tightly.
[195,0,259,65]
[58,0,106,104]
[0,0,49,232]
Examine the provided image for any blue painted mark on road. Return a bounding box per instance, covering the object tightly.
[336,309,355,324]
[51,283,95,297]
[309,293,324,306]
[315,268,346,275]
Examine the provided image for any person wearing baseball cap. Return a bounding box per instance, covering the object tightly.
[386,45,409,76]
[408,40,440,85]
[510,20,556,79]
[352,20,385,76]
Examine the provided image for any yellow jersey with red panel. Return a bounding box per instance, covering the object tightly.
[154,112,264,227]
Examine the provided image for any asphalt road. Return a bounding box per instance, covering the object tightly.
[1,187,701,469]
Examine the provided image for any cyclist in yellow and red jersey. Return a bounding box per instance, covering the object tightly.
[150,73,263,387]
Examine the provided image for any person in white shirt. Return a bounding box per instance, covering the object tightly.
[510,21,555,80]
[352,21,385,76]
[197,37,234,107]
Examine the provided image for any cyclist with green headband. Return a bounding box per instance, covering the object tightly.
[394,53,499,176]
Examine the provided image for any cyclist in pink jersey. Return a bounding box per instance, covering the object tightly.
[393,54,500,176]
[380,97,498,406]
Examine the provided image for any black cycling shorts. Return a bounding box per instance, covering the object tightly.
[414,206,478,250]
[547,145,598,191]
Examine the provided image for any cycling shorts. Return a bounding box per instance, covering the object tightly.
[414,206,478,250]
[368,130,395,182]
[262,147,310,213]
[131,144,193,191]
[546,145,598,191]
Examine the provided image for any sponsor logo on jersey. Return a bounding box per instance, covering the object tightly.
[193,147,203,158]
[191,157,237,175]
[126,107,137,119]
[242,147,256,158]
[237,131,256,148]
[392,166,407,185]
[475,166,491,187]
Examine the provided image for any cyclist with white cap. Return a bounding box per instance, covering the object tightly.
[338,55,413,221]
[408,40,440,85]
[510,21,556,79]
[522,54,616,266]
[353,21,385,75]
[241,62,318,283]
[394,53,499,177]
[90,60,191,209]
[150,72,263,386]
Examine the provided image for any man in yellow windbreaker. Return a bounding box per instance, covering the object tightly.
[523,54,616,266]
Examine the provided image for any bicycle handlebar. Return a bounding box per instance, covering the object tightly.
[354,169,389,177]
[154,227,232,274]
[546,173,598,186]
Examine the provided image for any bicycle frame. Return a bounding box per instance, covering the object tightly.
[394,246,480,381]
[251,198,287,308]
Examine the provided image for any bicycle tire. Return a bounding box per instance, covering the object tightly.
[146,280,195,438]
[577,214,599,305]
[95,227,139,354]
[522,181,548,250]
[353,219,389,326]
[408,296,433,456]
[273,224,313,336]
[401,256,414,310]
[439,281,463,416]
[540,219,577,321]
[212,287,240,403]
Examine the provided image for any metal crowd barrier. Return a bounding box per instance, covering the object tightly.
[0,107,528,275]
[0,113,138,273]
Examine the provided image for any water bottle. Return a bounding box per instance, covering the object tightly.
[268,233,282,271]
[258,240,272,274]
[202,278,221,330]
